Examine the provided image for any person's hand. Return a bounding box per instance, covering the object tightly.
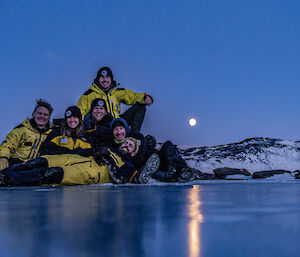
[144,95,153,105]
[0,158,9,170]
[93,146,110,166]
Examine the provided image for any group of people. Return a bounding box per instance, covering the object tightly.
[0,67,202,187]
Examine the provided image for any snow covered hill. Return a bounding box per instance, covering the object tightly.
[179,137,300,174]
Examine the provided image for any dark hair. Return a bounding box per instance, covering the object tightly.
[33,98,54,115]
[61,119,86,138]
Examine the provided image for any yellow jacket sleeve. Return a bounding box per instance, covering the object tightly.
[77,94,91,118]
[0,128,23,159]
[116,89,146,105]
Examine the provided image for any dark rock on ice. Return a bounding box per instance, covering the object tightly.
[252,170,291,179]
[213,167,251,179]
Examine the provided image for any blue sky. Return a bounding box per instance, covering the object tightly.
[0,0,299,146]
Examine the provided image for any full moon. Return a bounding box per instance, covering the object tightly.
[189,118,197,127]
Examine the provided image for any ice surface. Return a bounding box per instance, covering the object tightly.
[1,181,300,257]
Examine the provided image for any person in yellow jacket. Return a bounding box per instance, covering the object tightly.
[40,106,91,155]
[0,99,53,170]
[77,66,153,131]
[0,141,137,186]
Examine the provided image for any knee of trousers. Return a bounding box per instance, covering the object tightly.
[42,167,64,185]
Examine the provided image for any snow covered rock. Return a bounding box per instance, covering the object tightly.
[178,137,300,174]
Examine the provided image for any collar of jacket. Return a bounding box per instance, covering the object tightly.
[114,137,126,145]
[90,82,117,95]
[29,118,51,134]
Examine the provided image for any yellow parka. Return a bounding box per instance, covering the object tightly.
[44,154,112,185]
[77,83,146,118]
[43,147,129,185]
[0,118,52,162]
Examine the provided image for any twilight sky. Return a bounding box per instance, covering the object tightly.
[0,0,299,146]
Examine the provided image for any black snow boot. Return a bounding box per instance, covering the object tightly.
[159,141,187,181]
[137,153,160,184]
[145,135,157,159]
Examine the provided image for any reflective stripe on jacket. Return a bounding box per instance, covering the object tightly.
[40,128,92,155]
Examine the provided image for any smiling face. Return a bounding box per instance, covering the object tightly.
[99,75,112,90]
[119,138,137,157]
[66,116,80,129]
[92,106,107,122]
[112,126,126,141]
[33,106,50,129]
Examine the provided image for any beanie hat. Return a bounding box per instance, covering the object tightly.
[91,98,108,113]
[96,67,113,80]
[110,118,130,136]
[65,106,82,120]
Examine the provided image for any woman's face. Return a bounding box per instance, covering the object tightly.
[66,116,80,129]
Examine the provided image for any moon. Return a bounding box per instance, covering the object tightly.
[189,118,197,127]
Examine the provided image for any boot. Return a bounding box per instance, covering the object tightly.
[159,141,186,178]
[151,169,177,182]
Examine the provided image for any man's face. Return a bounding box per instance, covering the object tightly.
[113,126,126,141]
[33,106,50,128]
[119,138,136,157]
[99,75,112,90]
[92,106,107,122]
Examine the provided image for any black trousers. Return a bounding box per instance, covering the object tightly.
[120,103,146,131]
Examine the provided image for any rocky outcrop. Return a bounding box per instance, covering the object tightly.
[179,137,300,174]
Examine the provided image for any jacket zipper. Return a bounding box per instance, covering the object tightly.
[27,135,38,159]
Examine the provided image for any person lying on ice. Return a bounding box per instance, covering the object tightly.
[77,66,153,131]
[0,99,53,170]
[40,106,91,155]
[126,139,215,184]
[0,140,139,186]
[108,118,151,170]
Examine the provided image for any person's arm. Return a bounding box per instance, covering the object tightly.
[117,89,153,106]
[0,127,24,160]
[129,130,148,169]
[77,94,91,119]
[0,127,24,169]
[93,146,135,183]
[39,129,62,155]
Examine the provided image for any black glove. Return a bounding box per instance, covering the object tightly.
[93,146,110,166]
[145,135,157,157]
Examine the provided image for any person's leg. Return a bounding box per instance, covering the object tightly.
[4,157,48,172]
[151,169,177,182]
[0,166,63,186]
[159,141,186,176]
[136,153,160,184]
[120,103,146,131]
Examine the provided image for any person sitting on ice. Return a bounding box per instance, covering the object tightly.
[77,66,153,131]
[0,99,53,170]
[40,106,91,155]
[0,138,142,187]
[84,98,114,147]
